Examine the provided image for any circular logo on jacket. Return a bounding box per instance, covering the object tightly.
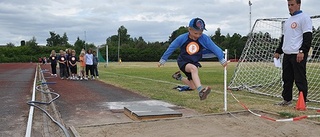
[291,22,297,29]
[71,57,75,61]
[52,57,55,60]
[186,42,200,55]
[61,57,65,61]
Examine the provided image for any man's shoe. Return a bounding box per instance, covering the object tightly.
[199,87,211,100]
[172,71,182,80]
[275,100,292,106]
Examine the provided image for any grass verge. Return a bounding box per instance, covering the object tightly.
[97,62,320,121]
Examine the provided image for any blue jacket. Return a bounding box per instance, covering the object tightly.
[93,55,99,65]
[159,32,226,65]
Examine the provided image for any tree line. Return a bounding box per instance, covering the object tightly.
[0,26,248,63]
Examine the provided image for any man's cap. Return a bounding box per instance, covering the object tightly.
[189,18,206,31]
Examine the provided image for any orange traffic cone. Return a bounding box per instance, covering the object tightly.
[296,91,306,111]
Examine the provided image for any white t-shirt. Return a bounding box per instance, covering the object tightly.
[282,12,312,54]
[85,53,93,65]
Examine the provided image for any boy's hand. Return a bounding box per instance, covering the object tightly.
[158,59,165,67]
[157,62,163,67]
[222,62,228,67]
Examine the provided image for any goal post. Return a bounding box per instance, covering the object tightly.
[228,15,320,102]
[223,49,228,111]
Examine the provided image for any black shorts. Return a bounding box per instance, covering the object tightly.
[179,63,201,81]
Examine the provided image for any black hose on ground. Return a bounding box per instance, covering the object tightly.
[27,84,70,137]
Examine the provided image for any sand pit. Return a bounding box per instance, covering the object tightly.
[75,111,320,137]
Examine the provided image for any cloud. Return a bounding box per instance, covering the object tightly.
[0,0,318,46]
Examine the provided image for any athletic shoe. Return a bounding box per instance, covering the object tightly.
[199,86,211,100]
[172,71,182,80]
[274,100,292,106]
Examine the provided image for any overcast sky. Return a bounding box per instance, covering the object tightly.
[0,0,319,45]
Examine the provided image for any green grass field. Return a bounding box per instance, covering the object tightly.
[97,61,320,121]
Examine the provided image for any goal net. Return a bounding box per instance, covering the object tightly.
[228,15,320,102]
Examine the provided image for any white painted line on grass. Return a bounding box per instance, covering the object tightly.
[101,71,180,85]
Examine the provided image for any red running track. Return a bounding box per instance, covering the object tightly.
[0,63,37,137]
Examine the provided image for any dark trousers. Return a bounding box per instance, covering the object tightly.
[93,65,99,77]
[59,64,67,78]
[282,54,308,102]
[86,65,94,77]
[66,65,70,77]
[51,63,57,74]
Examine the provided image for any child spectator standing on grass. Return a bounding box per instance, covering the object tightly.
[92,50,99,79]
[69,50,78,80]
[49,50,58,77]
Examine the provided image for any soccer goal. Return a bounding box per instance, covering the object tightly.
[228,15,320,102]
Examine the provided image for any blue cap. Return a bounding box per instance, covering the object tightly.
[189,18,206,31]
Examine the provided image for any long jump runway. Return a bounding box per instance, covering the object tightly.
[0,63,198,136]
[39,64,198,133]
[0,63,36,137]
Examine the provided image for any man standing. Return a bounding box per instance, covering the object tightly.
[274,0,312,105]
